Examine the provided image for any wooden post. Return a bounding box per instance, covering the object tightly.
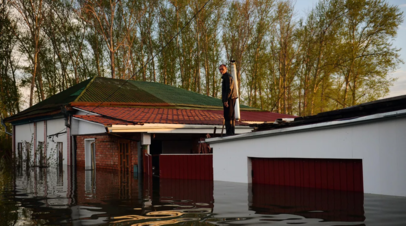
[221,119,225,137]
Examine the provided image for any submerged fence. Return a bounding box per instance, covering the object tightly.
[159,154,213,180]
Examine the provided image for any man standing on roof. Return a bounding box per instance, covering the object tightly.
[219,64,238,135]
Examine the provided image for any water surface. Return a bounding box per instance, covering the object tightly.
[1,165,406,225]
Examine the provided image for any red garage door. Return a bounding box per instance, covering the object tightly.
[251,158,363,192]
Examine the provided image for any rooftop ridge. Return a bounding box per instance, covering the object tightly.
[73,76,98,103]
[70,102,261,111]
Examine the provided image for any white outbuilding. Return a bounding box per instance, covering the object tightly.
[206,95,406,197]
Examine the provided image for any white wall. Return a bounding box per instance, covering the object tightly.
[47,118,68,166]
[15,116,109,167]
[72,118,105,135]
[15,118,69,166]
[15,123,35,161]
[211,116,406,197]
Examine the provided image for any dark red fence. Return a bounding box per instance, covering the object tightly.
[160,154,212,180]
[251,158,363,192]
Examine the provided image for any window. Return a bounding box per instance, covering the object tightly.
[56,142,64,186]
[17,142,23,165]
[84,139,96,194]
[25,142,31,166]
[38,141,44,166]
[85,139,96,170]
[56,142,63,168]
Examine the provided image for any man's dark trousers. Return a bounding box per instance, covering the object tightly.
[224,98,236,135]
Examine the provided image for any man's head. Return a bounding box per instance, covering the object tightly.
[219,64,227,75]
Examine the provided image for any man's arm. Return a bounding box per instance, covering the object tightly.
[227,76,234,100]
[222,74,231,103]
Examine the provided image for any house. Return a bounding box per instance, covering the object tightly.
[5,77,294,174]
[206,95,406,197]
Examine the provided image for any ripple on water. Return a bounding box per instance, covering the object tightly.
[1,167,406,225]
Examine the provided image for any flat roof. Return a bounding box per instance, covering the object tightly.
[206,109,406,144]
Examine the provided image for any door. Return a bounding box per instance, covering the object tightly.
[251,158,363,192]
[57,142,63,169]
[150,140,162,176]
[119,142,131,172]
[119,142,131,199]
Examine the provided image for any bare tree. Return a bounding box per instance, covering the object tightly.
[11,0,46,106]
[76,0,146,79]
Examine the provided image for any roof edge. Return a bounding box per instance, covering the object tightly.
[70,102,261,111]
[206,109,406,144]
[4,109,63,124]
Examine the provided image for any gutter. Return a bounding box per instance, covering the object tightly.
[107,123,252,133]
[72,107,100,116]
[206,109,406,144]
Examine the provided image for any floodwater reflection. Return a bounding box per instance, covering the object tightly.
[112,210,186,225]
[1,164,406,225]
[250,184,364,222]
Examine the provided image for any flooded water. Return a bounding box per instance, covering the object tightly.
[1,165,406,225]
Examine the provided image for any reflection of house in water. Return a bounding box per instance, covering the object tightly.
[14,166,72,207]
[10,164,370,225]
[249,184,364,222]
[159,178,214,209]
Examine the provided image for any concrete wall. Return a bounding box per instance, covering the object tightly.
[14,118,69,166]
[211,117,406,197]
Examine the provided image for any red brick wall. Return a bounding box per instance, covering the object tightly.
[76,134,139,170]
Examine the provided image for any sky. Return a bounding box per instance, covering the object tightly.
[295,0,406,98]
[16,0,406,111]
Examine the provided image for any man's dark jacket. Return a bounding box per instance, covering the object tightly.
[221,72,238,103]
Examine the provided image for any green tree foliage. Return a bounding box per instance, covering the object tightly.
[0,0,403,128]
[0,0,18,153]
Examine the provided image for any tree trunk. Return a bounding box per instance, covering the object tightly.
[110,50,115,79]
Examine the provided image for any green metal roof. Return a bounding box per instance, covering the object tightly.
[76,77,164,103]
[5,77,256,123]
[4,78,92,122]
[76,77,253,109]
[32,78,92,110]
[129,80,224,107]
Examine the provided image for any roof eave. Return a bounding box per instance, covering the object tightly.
[4,109,64,124]
[107,123,252,134]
